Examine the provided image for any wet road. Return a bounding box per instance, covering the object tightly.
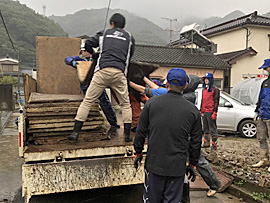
[1,112,246,203]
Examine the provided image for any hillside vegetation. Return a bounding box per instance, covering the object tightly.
[0,0,67,66]
[49,8,168,46]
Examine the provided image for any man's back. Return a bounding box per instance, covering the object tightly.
[135,90,202,177]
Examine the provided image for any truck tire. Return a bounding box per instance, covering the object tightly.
[239,120,257,138]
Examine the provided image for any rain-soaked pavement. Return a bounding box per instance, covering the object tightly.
[1,112,246,203]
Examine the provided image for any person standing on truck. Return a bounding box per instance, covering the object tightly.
[64,43,120,129]
[200,73,220,151]
[252,59,270,172]
[133,68,202,202]
[68,13,135,142]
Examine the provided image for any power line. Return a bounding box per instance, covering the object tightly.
[0,10,16,52]
[103,0,112,31]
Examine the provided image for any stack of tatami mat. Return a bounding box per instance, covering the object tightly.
[26,92,107,145]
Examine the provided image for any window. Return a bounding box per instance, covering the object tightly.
[2,65,13,72]
[2,64,18,72]
[219,97,228,107]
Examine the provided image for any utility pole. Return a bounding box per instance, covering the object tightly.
[42,5,46,17]
[161,17,177,47]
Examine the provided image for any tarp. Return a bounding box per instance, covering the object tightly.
[231,78,265,105]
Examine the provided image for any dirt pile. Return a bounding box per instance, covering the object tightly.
[203,137,270,188]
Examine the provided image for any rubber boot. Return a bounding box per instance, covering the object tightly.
[181,182,190,203]
[202,134,210,148]
[252,149,269,168]
[211,136,218,150]
[124,123,132,142]
[107,125,119,139]
[68,120,83,141]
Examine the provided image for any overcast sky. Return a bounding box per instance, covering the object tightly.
[18,0,270,28]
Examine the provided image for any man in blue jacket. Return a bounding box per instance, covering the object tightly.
[69,13,135,142]
[253,59,270,172]
[64,43,119,131]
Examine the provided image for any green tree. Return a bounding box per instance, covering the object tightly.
[0,76,19,87]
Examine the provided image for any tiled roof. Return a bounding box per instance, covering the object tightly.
[202,11,270,36]
[131,44,230,69]
[217,47,257,64]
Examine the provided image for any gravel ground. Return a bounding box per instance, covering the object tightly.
[203,135,270,188]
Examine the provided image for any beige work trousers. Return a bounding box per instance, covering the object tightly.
[75,67,132,124]
[256,119,270,150]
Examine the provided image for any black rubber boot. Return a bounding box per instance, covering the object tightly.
[211,136,218,150]
[124,123,132,142]
[202,134,210,148]
[68,120,83,141]
[107,125,119,139]
[181,182,190,203]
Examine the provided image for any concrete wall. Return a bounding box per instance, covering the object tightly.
[36,37,81,94]
[208,26,270,87]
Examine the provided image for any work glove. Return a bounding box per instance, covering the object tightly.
[186,164,196,182]
[211,112,217,120]
[72,60,78,68]
[253,112,260,121]
[134,69,145,79]
[134,153,143,169]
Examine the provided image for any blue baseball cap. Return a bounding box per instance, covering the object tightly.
[166,68,187,86]
[203,72,213,78]
[259,59,270,69]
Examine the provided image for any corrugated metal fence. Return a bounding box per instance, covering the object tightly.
[0,84,14,111]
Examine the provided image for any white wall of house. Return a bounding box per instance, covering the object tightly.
[207,25,270,87]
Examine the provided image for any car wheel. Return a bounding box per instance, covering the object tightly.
[239,120,257,138]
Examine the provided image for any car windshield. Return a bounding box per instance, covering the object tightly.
[222,91,246,105]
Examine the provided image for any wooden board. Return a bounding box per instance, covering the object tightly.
[28,92,84,103]
[27,124,103,133]
[23,74,37,104]
[29,116,104,125]
[36,36,81,94]
[26,106,100,113]
[26,111,101,117]
[29,120,104,130]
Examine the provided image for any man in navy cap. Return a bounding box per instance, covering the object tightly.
[133,68,202,202]
[253,59,270,172]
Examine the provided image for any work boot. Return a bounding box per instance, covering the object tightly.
[207,189,217,197]
[252,150,269,168]
[68,120,84,141]
[211,136,218,150]
[107,125,119,139]
[124,123,132,142]
[202,134,210,148]
[181,182,190,203]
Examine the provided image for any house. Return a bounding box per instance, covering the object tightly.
[0,55,19,77]
[131,44,230,91]
[200,11,270,88]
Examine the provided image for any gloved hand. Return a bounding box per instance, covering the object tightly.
[186,164,196,182]
[253,112,260,121]
[134,69,145,79]
[134,153,143,169]
[211,112,217,120]
[72,60,78,68]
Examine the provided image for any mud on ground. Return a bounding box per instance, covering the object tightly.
[203,136,270,188]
